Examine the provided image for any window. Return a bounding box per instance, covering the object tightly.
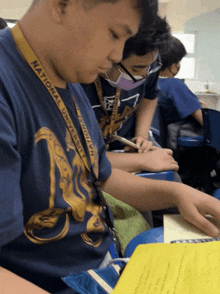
[172,33,196,79]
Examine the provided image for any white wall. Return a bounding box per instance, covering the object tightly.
[183,8,220,94]
[0,0,31,19]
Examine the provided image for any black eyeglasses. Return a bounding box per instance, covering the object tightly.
[117,57,162,83]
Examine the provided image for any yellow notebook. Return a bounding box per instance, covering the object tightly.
[112,241,220,294]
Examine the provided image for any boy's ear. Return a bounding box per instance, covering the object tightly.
[170,63,177,73]
[50,0,70,24]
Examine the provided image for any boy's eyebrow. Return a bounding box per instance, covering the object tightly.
[116,24,134,36]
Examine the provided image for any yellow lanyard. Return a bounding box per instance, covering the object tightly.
[94,77,121,139]
[11,23,97,178]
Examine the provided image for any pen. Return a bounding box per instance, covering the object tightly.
[111,134,138,149]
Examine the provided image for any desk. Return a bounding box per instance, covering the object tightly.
[195,93,220,110]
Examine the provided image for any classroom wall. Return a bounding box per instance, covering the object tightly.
[0,0,31,20]
[183,8,220,95]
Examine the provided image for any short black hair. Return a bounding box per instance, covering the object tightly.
[122,16,171,60]
[78,0,158,28]
[0,18,7,30]
[136,0,158,30]
[159,36,187,71]
[32,0,158,30]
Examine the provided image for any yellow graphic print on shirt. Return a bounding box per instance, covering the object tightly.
[100,104,139,139]
[24,127,105,247]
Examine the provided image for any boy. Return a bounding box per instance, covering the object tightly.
[1,1,220,293]
[82,17,179,173]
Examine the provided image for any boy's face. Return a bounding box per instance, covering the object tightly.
[52,0,140,84]
[121,50,158,77]
[105,50,158,82]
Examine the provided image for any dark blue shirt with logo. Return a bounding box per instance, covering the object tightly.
[0,29,112,293]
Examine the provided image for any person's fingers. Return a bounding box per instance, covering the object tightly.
[181,206,220,238]
[124,146,137,152]
[177,193,220,238]
[123,137,139,152]
[131,137,151,153]
[169,163,179,171]
[124,146,132,152]
[163,148,174,156]
[134,137,144,149]
[141,141,153,153]
[199,197,220,227]
[131,137,138,143]
[170,158,178,165]
[160,160,179,171]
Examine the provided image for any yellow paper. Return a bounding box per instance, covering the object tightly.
[164,214,220,243]
[112,242,220,294]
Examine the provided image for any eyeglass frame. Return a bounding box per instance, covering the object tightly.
[117,56,162,83]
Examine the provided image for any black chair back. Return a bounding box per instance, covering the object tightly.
[202,108,220,150]
[150,105,167,148]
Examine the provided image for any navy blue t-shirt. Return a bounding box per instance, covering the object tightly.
[0,29,112,293]
[158,77,201,129]
[81,60,160,150]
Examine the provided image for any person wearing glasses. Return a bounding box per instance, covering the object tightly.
[82,16,179,174]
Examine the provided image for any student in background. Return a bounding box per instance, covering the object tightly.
[158,36,203,129]
[82,16,179,174]
[157,36,218,190]
[0,17,7,30]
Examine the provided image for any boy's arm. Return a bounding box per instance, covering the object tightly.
[191,108,203,126]
[106,148,179,173]
[132,98,158,152]
[0,267,50,294]
[101,168,220,238]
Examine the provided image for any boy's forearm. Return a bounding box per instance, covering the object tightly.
[0,267,49,293]
[106,152,144,173]
[135,98,158,138]
[102,168,178,212]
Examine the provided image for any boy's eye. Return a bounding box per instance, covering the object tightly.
[132,68,142,74]
[110,29,120,40]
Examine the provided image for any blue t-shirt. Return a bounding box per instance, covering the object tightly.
[0,29,112,293]
[81,60,160,150]
[158,77,201,129]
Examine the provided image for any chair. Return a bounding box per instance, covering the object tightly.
[177,108,220,150]
[202,108,220,149]
[213,188,220,200]
[151,107,220,194]
[136,170,174,181]
[124,227,163,257]
[178,108,220,194]
[150,104,164,146]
